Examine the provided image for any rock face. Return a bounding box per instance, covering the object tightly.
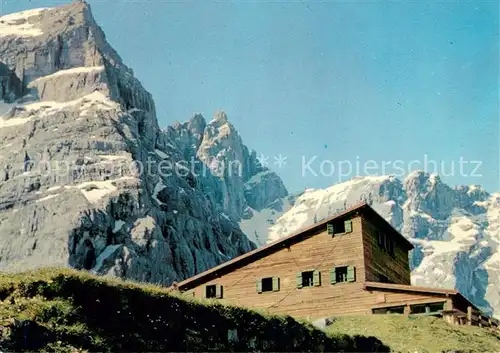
[163,111,290,246]
[262,172,500,318]
[0,3,286,284]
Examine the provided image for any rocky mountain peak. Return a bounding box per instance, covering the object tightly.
[0,3,293,288]
[0,3,261,284]
[201,110,238,147]
[0,2,156,119]
[188,113,206,134]
[211,110,228,124]
[2,3,112,74]
[164,110,288,222]
[404,171,438,191]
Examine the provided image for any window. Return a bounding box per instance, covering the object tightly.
[262,277,273,292]
[205,285,216,298]
[428,302,445,312]
[336,221,346,234]
[372,307,387,315]
[410,302,444,315]
[388,306,405,314]
[205,284,223,299]
[411,302,445,314]
[372,306,405,314]
[336,266,348,283]
[302,271,314,287]
[330,266,356,284]
[296,270,321,288]
[376,230,395,257]
[410,304,427,314]
[327,220,353,235]
[257,277,280,293]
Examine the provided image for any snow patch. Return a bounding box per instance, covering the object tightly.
[245,170,273,186]
[127,108,142,114]
[100,155,129,161]
[92,245,122,273]
[1,92,120,126]
[0,8,48,38]
[217,249,229,259]
[152,180,166,205]
[176,162,189,171]
[268,175,394,243]
[64,177,135,203]
[0,115,33,128]
[0,101,15,116]
[113,220,125,233]
[29,66,105,84]
[240,197,295,246]
[24,91,120,114]
[482,195,500,271]
[405,170,425,180]
[36,194,58,203]
[155,149,169,159]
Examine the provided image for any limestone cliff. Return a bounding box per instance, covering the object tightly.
[0,3,265,284]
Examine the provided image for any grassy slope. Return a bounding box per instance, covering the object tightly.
[1,268,499,352]
[0,268,387,352]
[325,315,500,352]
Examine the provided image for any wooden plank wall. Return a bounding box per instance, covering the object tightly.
[361,217,411,285]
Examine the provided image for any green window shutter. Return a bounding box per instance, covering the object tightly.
[272,277,280,292]
[327,223,334,235]
[216,285,223,299]
[256,279,263,293]
[296,272,303,288]
[344,220,352,233]
[330,268,337,284]
[313,270,321,286]
[347,266,356,282]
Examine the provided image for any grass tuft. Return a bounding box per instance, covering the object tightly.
[323,315,500,352]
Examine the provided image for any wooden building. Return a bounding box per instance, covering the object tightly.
[176,203,498,329]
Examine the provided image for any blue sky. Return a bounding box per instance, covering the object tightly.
[3,0,499,193]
